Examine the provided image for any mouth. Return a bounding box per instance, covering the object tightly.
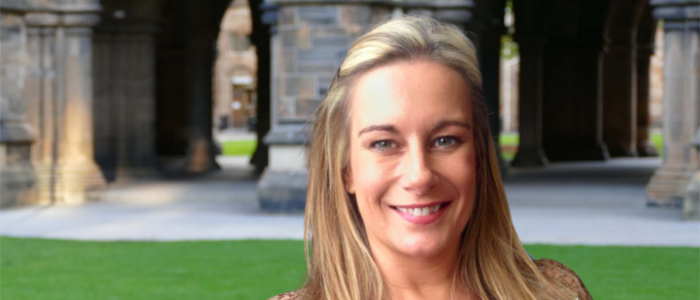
[390,201,451,224]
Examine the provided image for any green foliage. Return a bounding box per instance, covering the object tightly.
[2,237,697,300]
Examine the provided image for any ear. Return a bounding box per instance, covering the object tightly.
[343,166,355,195]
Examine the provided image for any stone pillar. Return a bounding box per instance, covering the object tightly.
[93,14,159,181]
[636,3,659,157]
[542,41,609,161]
[512,35,548,167]
[636,41,659,157]
[646,0,700,207]
[183,1,220,174]
[258,2,391,212]
[0,8,36,207]
[475,11,506,172]
[603,38,638,157]
[250,0,273,173]
[21,3,106,205]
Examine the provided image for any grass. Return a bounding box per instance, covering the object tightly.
[221,140,257,156]
[499,132,664,161]
[1,237,306,300]
[2,237,698,300]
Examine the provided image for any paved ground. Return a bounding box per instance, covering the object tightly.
[1,157,698,246]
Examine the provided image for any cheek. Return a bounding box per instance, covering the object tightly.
[349,152,393,209]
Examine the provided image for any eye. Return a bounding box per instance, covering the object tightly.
[433,136,461,148]
[370,140,397,151]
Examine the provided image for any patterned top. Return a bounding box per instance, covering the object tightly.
[268,259,592,300]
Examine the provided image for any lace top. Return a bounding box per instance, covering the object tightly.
[268,259,592,300]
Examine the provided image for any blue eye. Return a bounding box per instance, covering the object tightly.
[434,136,459,148]
[370,140,396,150]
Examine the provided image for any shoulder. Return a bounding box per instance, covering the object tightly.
[534,259,592,300]
[267,290,303,300]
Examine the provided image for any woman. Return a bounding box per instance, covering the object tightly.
[270,16,591,300]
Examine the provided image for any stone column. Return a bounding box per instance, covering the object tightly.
[541,41,609,162]
[258,1,392,212]
[0,8,36,207]
[636,3,659,157]
[512,35,548,167]
[636,42,659,156]
[182,1,220,174]
[603,38,638,157]
[250,0,274,173]
[23,4,106,205]
[646,0,700,207]
[93,16,159,181]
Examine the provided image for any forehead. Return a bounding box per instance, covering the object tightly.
[348,60,472,130]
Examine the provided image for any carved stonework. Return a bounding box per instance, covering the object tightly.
[1,14,28,121]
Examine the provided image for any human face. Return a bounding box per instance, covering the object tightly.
[345,60,476,259]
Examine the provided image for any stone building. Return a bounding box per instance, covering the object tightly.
[214,0,258,131]
[1,0,697,216]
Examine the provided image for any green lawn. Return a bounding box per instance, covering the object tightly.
[499,132,664,161]
[2,237,698,300]
[221,140,257,156]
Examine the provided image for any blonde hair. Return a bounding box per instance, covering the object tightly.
[304,16,574,300]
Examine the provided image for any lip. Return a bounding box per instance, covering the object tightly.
[390,201,451,225]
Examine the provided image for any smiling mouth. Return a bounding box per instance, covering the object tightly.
[390,202,451,217]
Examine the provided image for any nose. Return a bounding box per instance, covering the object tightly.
[399,145,438,195]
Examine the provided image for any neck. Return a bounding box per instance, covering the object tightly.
[371,243,471,300]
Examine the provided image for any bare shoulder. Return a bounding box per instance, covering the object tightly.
[534,259,592,300]
[267,290,303,300]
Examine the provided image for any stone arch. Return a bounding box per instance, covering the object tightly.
[541,0,615,162]
[601,0,650,157]
[92,0,271,179]
[152,0,270,173]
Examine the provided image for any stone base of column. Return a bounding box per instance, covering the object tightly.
[257,169,308,213]
[545,143,609,162]
[0,163,37,208]
[637,140,659,157]
[511,146,549,167]
[112,166,160,184]
[34,162,106,205]
[683,171,700,221]
[646,165,692,207]
[186,138,221,174]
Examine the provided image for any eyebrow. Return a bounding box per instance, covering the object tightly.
[358,124,399,137]
[432,120,471,133]
[357,119,471,137]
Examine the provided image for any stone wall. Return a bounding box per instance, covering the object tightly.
[0,0,106,207]
[0,7,35,207]
[272,5,390,123]
[213,0,258,131]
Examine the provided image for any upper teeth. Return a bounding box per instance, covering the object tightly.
[397,204,442,216]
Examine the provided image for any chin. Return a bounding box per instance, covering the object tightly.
[396,234,449,258]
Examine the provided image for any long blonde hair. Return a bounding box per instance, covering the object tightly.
[304,16,574,300]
